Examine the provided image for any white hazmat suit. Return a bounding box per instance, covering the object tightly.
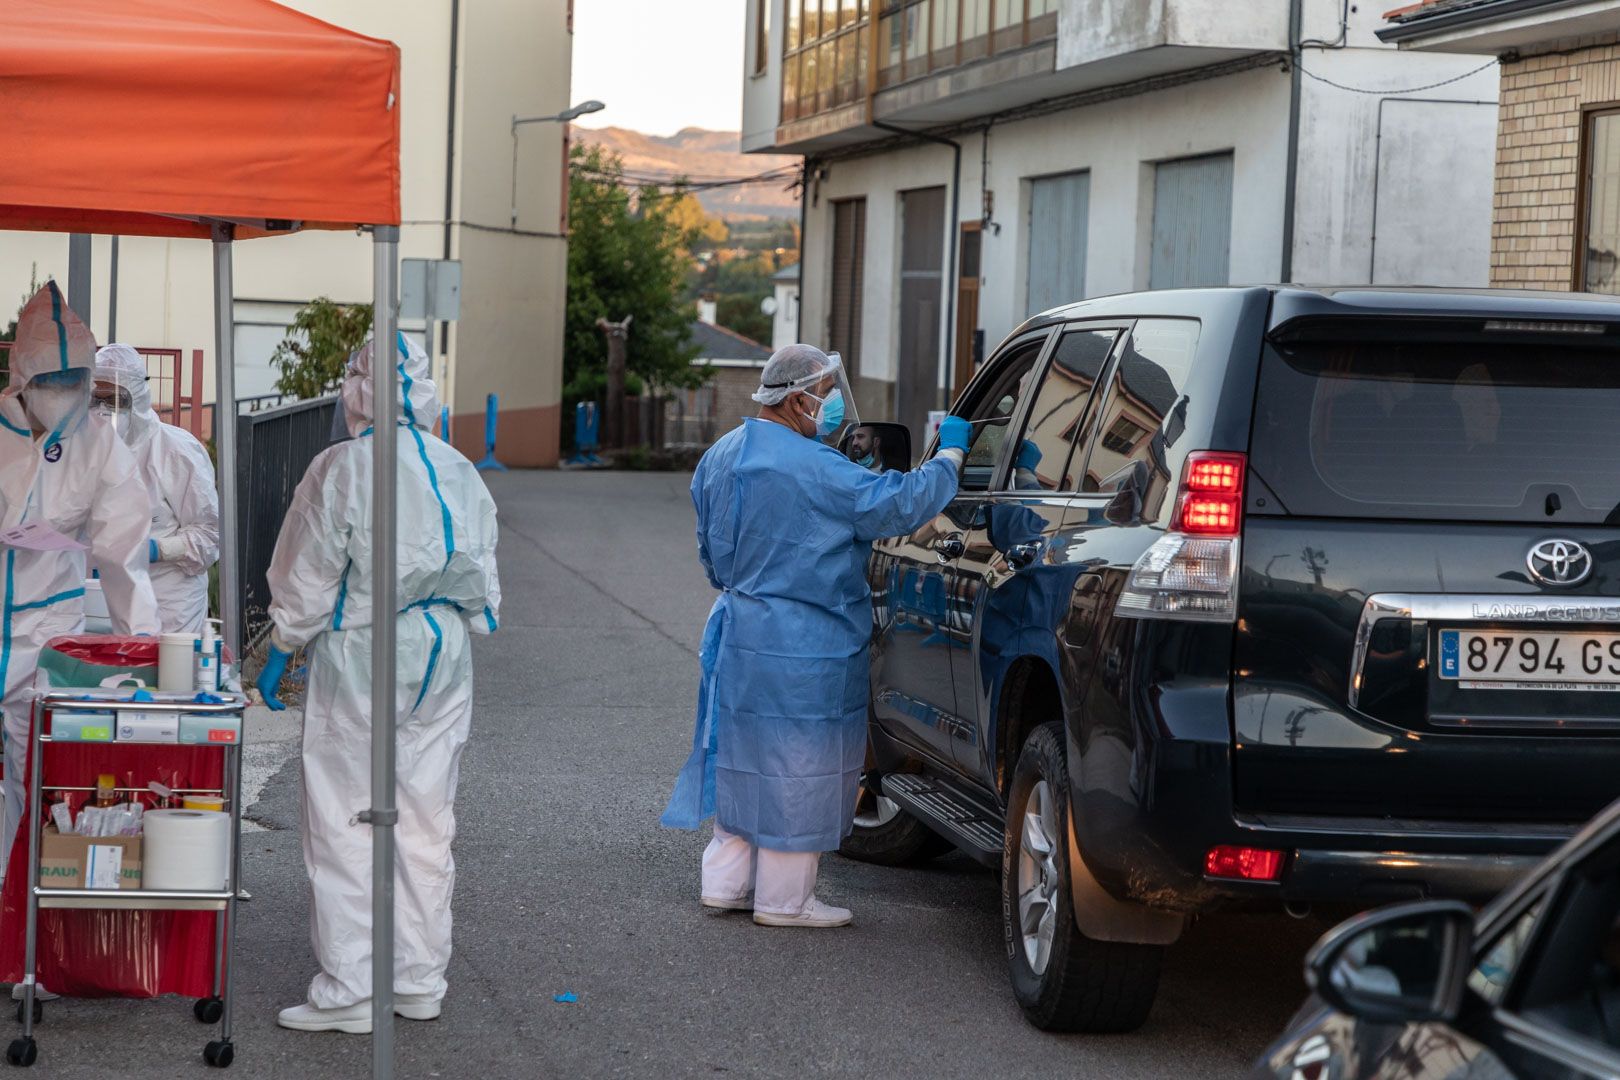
[92,344,220,634]
[265,333,500,1016]
[0,284,160,878]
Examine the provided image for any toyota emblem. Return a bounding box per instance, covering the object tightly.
[1527,539,1594,587]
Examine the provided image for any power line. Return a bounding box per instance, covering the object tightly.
[1297,56,1497,96]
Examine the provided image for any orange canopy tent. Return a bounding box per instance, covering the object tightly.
[1,1,407,1070]
[1,0,400,237]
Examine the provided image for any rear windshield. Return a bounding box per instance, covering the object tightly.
[1251,335,1620,525]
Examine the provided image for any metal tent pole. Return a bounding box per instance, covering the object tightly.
[211,223,240,664]
[365,225,400,1080]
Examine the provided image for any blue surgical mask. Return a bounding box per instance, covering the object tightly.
[815,389,845,438]
[856,453,876,468]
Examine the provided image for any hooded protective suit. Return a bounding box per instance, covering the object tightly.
[0,284,161,877]
[662,418,960,852]
[93,344,220,634]
[265,332,500,1010]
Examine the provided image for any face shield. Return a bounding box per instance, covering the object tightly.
[91,378,134,439]
[791,353,859,444]
[22,368,90,434]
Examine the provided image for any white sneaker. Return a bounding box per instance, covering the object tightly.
[277,1001,372,1034]
[753,898,852,928]
[394,993,441,1021]
[11,983,58,1002]
[701,892,753,912]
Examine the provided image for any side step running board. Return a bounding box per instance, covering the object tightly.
[881,774,1004,867]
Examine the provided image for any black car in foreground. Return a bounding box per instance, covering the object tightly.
[1256,797,1620,1080]
[840,286,1620,1034]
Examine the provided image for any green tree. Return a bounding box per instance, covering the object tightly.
[270,298,372,399]
[566,145,701,400]
[1,265,41,345]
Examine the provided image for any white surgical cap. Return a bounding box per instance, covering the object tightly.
[752,344,839,406]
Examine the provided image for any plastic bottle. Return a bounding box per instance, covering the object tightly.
[94,773,118,808]
[194,618,222,692]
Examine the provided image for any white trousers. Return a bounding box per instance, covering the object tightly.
[701,824,819,916]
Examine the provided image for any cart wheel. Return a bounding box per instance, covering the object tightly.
[194,997,224,1025]
[5,1037,35,1067]
[10,1001,39,1026]
[203,1040,233,1069]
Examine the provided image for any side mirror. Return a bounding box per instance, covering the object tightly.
[839,422,912,474]
[1305,900,1475,1025]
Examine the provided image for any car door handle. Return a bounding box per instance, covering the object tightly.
[934,536,965,563]
[1006,541,1042,570]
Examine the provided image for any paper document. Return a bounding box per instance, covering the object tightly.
[0,522,85,552]
[87,844,123,890]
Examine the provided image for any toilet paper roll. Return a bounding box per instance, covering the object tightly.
[143,809,230,891]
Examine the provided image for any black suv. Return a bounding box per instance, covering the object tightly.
[842,287,1620,1035]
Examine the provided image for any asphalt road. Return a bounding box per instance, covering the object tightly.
[21,470,1328,1079]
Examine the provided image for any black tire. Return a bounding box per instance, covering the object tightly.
[194,997,224,1025]
[1001,722,1162,1033]
[11,1001,39,1027]
[203,1040,234,1069]
[5,1037,35,1068]
[838,774,953,866]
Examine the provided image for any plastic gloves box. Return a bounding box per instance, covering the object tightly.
[40,826,142,890]
[116,711,180,743]
[51,711,114,742]
[179,714,240,745]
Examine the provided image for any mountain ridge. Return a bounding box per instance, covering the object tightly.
[575,126,800,221]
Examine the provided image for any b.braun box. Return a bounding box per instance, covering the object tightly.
[179,714,240,745]
[52,711,115,742]
[116,711,180,743]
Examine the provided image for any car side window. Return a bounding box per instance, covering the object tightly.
[956,336,1047,493]
[1007,328,1119,492]
[1496,844,1620,1063]
[1076,319,1201,515]
[1470,898,1545,1005]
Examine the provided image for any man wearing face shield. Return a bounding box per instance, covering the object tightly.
[662,344,972,927]
[92,345,220,634]
[0,284,161,885]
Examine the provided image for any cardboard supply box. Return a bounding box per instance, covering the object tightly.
[39,826,142,890]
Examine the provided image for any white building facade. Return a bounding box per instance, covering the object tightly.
[0,0,574,466]
[743,0,1501,439]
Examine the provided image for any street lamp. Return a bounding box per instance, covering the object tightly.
[511,100,605,226]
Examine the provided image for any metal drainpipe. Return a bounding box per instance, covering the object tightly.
[873,120,962,404]
[796,159,811,342]
[440,0,460,356]
[1281,0,1303,284]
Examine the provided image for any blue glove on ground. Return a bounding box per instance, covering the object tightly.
[937,415,972,454]
[256,646,293,712]
[1016,438,1042,471]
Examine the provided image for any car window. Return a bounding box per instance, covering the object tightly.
[1076,319,1200,511]
[1251,330,1620,524]
[1007,328,1118,492]
[1470,899,1545,1005]
[956,337,1046,493]
[1501,843,1620,1062]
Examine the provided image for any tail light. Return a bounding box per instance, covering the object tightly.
[1204,845,1285,882]
[1116,451,1246,623]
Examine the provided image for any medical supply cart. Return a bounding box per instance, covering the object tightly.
[9,689,247,1070]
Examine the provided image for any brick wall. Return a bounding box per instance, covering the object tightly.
[1493,34,1620,289]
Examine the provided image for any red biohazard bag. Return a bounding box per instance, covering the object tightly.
[0,636,232,998]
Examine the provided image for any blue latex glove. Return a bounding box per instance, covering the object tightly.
[148,538,159,562]
[1016,439,1042,471]
[937,415,972,454]
[256,646,292,712]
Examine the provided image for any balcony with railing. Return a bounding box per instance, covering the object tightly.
[758,0,1287,154]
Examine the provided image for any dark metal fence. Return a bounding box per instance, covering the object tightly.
[236,396,338,648]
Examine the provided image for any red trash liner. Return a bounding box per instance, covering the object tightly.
[0,636,231,998]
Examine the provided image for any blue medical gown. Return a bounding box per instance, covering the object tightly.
[662,419,960,852]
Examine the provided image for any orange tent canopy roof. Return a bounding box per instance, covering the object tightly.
[0,0,400,239]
